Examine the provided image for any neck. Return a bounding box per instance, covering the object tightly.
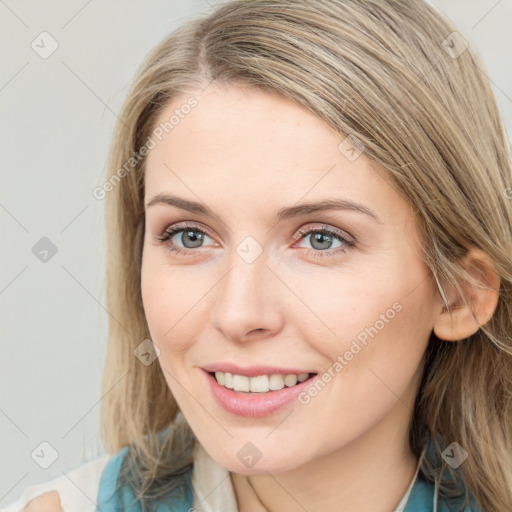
[230,400,420,512]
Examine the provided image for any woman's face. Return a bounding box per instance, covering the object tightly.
[141,83,443,474]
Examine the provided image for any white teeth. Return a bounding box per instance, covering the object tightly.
[297,372,309,382]
[224,372,234,389]
[284,374,298,387]
[250,375,269,392]
[213,371,312,393]
[269,374,285,391]
[233,374,250,392]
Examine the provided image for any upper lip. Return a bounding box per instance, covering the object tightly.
[202,363,316,377]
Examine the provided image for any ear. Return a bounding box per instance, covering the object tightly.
[433,247,500,341]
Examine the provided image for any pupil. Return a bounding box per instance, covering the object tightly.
[312,233,331,250]
[183,230,204,248]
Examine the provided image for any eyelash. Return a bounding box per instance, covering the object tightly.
[155,221,355,259]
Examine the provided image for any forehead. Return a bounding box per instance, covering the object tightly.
[147,83,340,172]
[144,84,411,227]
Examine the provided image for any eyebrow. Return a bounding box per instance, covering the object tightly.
[145,193,382,224]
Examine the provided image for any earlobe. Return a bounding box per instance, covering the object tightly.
[433,247,501,341]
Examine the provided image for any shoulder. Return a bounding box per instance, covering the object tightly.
[2,448,136,512]
[2,454,111,512]
[96,443,195,512]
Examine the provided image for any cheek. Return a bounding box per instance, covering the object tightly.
[140,253,199,356]
[291,273,432,449]
[300,260,433,411]
[290,253,434,383]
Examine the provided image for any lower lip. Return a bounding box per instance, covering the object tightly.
[204,370,318,417]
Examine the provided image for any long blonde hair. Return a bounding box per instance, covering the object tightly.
[100,1,512,510]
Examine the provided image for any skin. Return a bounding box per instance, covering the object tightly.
[22,491,62,512]
[139,83,500,512]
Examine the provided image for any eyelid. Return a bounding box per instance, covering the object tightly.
[293,223,355,245]
[158,221,354,242]
[156,221,215,244]
[156,220,356,256]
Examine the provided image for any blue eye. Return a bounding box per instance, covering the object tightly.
[294,225,355,259]
[156,222,355,259]
[156,222,214,255]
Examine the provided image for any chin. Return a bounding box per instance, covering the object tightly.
[207,444,306,475]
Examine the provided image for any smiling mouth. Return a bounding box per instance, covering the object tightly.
[208,371,317,394]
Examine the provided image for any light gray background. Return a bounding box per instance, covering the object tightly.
[1,0,511,507]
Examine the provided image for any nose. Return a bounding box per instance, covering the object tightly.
[209,250,285,342]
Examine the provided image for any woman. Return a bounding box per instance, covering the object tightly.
[8,0,511,511]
